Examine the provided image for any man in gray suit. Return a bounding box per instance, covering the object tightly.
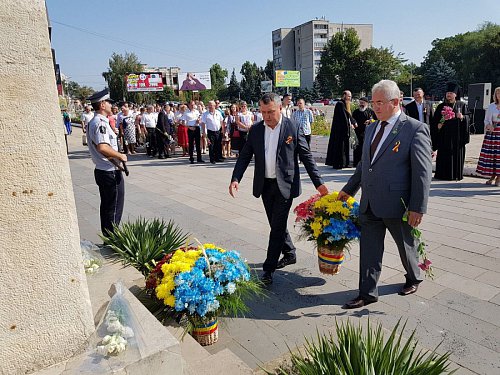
[338,80,432,308]
[230,93,328,285]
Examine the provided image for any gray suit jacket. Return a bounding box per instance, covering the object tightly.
[342,113,432,218]
[231,117,324,199]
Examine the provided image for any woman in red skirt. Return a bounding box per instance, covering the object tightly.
[176,104,189,156]
[476,87,500,186]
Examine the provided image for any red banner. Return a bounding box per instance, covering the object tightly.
[126,73,164,92]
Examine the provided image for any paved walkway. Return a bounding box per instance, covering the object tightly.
[69,131,499,375]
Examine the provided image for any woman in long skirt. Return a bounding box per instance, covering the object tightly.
[176,104,189,156]
[476,86,500,185]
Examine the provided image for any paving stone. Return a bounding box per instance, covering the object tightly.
[67,133,500,374]
[434,272,500,301]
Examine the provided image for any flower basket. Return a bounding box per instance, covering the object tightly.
[317,244,345,275]
[192,317,219,346]
[144,242,264,346]
[294,191,360,276]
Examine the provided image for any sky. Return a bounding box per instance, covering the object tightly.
[46,0,500,90]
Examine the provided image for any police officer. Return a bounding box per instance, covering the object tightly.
[87,89,127,236]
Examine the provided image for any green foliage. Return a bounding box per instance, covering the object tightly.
[101,217,189,276]
[317,29,361,97]
[273,320,456,375]
[264,59,274,84]
[102,52,143,101]
[225,69,241,101]
[240,61,264,103]
[65,80,95,102]
[311,115,330,136]
[200,63,229,102]
[316,29,404,97]
[419,22,500,96]
[419,57,456,99]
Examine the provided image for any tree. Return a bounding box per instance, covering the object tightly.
[240,61,261,103]
[316,28,361,97]
[421,57,456,99]
[356,47,404,94]
[102,52,142,101]
[419,22,500,94]
[65,80,95,102]
[263,59,274,85]
[200,63,228,102]
[225,69,240,101]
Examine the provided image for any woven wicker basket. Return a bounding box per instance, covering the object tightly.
[192,318,219,346]
[317,245,345,275]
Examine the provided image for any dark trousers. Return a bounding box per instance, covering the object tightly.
[156,130,168,157]
[146,128,157,156]
[353,134,364,167]
[358,206,421,300]
[207,129,222,162]
[304,134,311,147]
[238,131,248,152]
[188,127,202,162]
[94,169,125,236]
[261,178,296,272]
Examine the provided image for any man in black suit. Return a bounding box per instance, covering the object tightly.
[156,103,173,159]
[405,88,432,126]
[229,93,328,285]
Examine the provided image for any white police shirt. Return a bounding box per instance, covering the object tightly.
[87,114,118,171]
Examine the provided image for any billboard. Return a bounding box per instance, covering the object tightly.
[261,80,272,93]
[126,72,164,92]
[275,70,301,87]
[178,72,211,91]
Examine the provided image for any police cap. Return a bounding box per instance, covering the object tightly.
[87,88,114,104]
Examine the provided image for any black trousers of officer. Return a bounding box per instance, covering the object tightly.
[94,169,124,236]
[261,178,296,272]
[188,127,202,162]
[207,129,222,162]
[146,128,157,156]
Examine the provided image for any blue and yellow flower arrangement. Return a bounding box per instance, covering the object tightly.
[294,191,361,274]
[145,243,263,344]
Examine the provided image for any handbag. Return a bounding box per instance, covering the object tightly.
[82,134,87,146]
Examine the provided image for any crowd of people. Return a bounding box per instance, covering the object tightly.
[76,83,500,186]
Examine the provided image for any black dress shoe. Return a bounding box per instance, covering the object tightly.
[158,155,165,159]
[260,271,273,285]
[399,284,419,296]
[197,159,206,163]
[190,160,195,164]
[210,160,216,164]
[342,296,378,309]
[276,255,297,269]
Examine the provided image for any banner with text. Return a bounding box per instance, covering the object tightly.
[275,70,301,87]
[126,73,164,92]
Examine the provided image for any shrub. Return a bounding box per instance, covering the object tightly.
[102,217,189,276]
[273,320,456,375]
[311,116,330,136]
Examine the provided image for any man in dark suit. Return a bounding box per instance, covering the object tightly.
[405,87,432,125]
[338,80,432,308]
[229,93,328,285]
[156,103,173,159]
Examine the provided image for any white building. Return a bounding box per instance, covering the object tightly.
[272,18,373,88]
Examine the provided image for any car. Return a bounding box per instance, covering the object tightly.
[402,97,414,106]
[315,99,330,105]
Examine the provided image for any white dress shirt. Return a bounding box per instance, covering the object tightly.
[416,101,424,122]
[141,112,157,128]
[371,110,401,161]
[264,117,282,179]
[182,109,201,127]
[201,110,223,131]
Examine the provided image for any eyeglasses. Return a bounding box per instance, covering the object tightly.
[370,99,396,107]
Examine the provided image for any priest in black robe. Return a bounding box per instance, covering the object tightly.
[325,90,356,169]
[351,97,377,166]
[431,82,470,181]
